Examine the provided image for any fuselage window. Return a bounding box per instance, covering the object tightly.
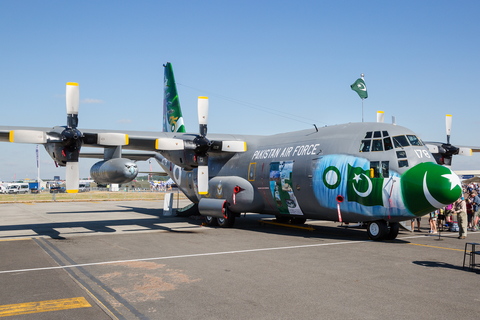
[373,131,382,138]
[396,150,407,158]
[384,137,393,150]
[393,135,410,148]
[381,161,389,178]
[382,131,389,137]
[398,160,409,168]
[360,140,371,152]
[406,135,423,146]
[370,161,380,178]
[372,139,383,151]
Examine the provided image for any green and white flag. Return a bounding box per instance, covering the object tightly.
[351,78,368,99]
[346,164,383,206]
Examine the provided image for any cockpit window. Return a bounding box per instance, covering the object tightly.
[384,137,393,151]
[382,131,389,137]
[372,139,383,151]
[364,132,372,139]
[406,135,423,146]
[393,135,410,148]
[360,140,371,152]
[373,131,382,138]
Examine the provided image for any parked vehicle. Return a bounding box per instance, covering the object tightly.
[6,183,29,194]
[79,183,90,192]
[50,186,66,193]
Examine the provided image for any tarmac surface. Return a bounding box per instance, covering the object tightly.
[1,200,480,319]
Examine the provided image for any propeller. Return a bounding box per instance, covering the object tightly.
[376,111,384,123]
[155,96,247,195]
[9,83,129,193]
[425,114,472,166]
[63,82,82,193]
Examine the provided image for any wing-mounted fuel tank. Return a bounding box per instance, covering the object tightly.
[90,158,138,184]
[198,176,264,217]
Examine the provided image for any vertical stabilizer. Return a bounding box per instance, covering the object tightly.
[163,62,185,133]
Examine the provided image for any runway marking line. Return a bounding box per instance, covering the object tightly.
[408,243,465,252]
[259,220,315,231]
[0,237,32,242]
[0,297,91,317]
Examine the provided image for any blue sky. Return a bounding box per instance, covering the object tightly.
[0,0,479,181]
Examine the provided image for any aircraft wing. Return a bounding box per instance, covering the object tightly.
[80,151,158,161]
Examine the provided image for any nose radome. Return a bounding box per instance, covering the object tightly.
[401,162,462,216]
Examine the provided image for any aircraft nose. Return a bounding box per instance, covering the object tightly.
[401,162,462,216]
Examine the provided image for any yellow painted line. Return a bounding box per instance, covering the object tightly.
[24,203,35,205]
[0,297,91,317]
[0,237,32,242]
[409,243,465,252]
[259,220,315,231]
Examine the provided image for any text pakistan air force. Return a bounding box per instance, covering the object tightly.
[251,144,320,160]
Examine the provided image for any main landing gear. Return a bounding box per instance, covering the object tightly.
[204,207,236,228]
[367,221,399,241]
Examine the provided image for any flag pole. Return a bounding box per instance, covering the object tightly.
[361,73,365,122]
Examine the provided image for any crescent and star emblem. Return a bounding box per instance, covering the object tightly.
[357,83,366,91]
[352,173,372,197]
[423,172,449,208]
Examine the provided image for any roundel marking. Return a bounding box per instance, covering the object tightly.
[323,166,341,189]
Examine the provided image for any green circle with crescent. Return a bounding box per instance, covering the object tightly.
[323,166,341,189]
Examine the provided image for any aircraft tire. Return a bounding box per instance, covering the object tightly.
[290,217,307,225]
[384,222,400,240]
[367,221,388,241]
[205,215,219,226]
[217,208,235,228]
[275,215,290,224]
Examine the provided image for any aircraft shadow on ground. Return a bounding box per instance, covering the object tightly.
[2,204,410,243]
[413,260,480,274]
[0,208,198,240]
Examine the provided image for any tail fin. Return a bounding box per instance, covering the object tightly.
[163,62,186,133]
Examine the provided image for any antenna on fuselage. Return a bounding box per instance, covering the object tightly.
[392,116,396,125]
[313,124,318,132]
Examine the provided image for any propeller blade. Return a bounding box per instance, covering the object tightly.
[66,82,79,115]
[377,111,384,123]
[97,133,129,146]
[9,130,47,144]
[197,165,209,195]
[156,138,185,150]
[458,147,473,156]
[446,114,452,144]
[221,141,247,152]
[425,144,439,154]
[65,162,79,193]
[198,96,209,136]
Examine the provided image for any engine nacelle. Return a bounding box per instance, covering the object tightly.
[90,158,138,184]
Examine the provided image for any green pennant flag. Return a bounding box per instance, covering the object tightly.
[346,164,383,206]
[351,78,368,99]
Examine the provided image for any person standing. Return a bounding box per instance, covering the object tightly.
[453,196,467,239]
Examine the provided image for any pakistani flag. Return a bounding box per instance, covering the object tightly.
[346,164,383,206]
[351,78,368,99]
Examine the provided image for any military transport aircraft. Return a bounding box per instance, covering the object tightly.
[0,63,468,240]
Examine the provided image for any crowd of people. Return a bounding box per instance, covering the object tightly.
[412,183,480,239]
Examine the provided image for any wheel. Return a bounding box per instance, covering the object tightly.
[204,215,218,226]
[367,220,388,240]
[384,222,400,240]
[290,217,307,225]
[217,207,236,228]
[275,215,290,224]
